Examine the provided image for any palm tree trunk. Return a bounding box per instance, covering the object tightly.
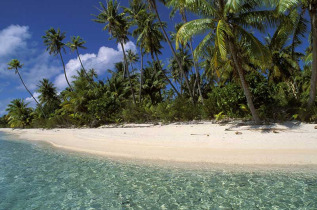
[59,51,73,91]
[139,46,144,103]
[120,41,136,104]
[76,49,95,87]
[228,40,261,124]
[183,11,204,104]
[308,8,317,108]
[151,2,194,101]
[153,51,181,96]
[16,69,46,119]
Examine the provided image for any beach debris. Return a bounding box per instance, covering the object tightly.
[273,130,279,134]
[315,126,317,129]
[235,131,242,135]
[190,134,210,136]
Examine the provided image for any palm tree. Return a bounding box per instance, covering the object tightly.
[6,99,33,128]
[145,0,194,100]
[169,48,193,95]
[67,36,95,86]
[133,12,181,96]
[276,0,317,108]
[125,0,148,102]
[37,79,61,115]
[93,0,136,104]
[177,0,278,124]
[265,24,303,83]
[42,28,73,91]
[142,62,167,104]
[8,59,46,119]
[126,49,139,74]
[167,0,204,103]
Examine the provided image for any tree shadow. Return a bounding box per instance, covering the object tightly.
[224,121,302,133]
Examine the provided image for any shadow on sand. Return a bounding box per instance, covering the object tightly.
[222,121,302,133]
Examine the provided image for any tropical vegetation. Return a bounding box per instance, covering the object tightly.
[1,0,316,128]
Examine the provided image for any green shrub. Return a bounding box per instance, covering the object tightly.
[203,83,246,119]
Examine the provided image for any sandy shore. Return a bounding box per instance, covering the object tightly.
[1,122,317,165]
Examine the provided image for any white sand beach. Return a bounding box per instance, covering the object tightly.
[1,122,317,165]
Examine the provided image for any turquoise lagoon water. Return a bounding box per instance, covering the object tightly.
[0,132,317,209]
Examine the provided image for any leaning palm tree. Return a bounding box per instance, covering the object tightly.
[93,0,136,104]
[7,59,46,118]
[276,0,317,108]
[42,28,73,91]
[177,0,278,124]
[145,0,194,100]
[66,36,95,86]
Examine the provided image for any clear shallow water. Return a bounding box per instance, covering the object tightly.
[0,133,317,209]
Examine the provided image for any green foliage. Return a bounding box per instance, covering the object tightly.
[6,99,33,128]
[37,79,61,116]
[87,92,121,125]
[151,97,202,122]
[214,112,225,121]
[204,83,246,119]
[0,115,9,128]
[4,0,317,128]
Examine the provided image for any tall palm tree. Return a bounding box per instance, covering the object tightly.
[42,28,73,91]
[6,99,33,128]
[276,0,317,108]
[177,0,277,124]
[125,0,147,102]
[7,59,46,119]
[67,36,95,86]
[93,0,136,104]
[167,0,204,103]
[145,0,194,100]
[134,12,181,95]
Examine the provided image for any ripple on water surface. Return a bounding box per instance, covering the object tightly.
[0,133,317,209]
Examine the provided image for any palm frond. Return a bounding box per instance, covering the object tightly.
[236,25,270,64]
[216,20,232,59]
[176,18,214,49]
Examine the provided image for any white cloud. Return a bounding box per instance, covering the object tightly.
[118,41,137,53]
[0,25,31,57]
[0,25,60,85]
[54,41,137,90]
[21,53,61,91]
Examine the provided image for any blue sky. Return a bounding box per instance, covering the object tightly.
[0,0,182,115]
[0,0,311,116]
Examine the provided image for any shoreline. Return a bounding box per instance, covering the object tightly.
[1,122,317,166]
